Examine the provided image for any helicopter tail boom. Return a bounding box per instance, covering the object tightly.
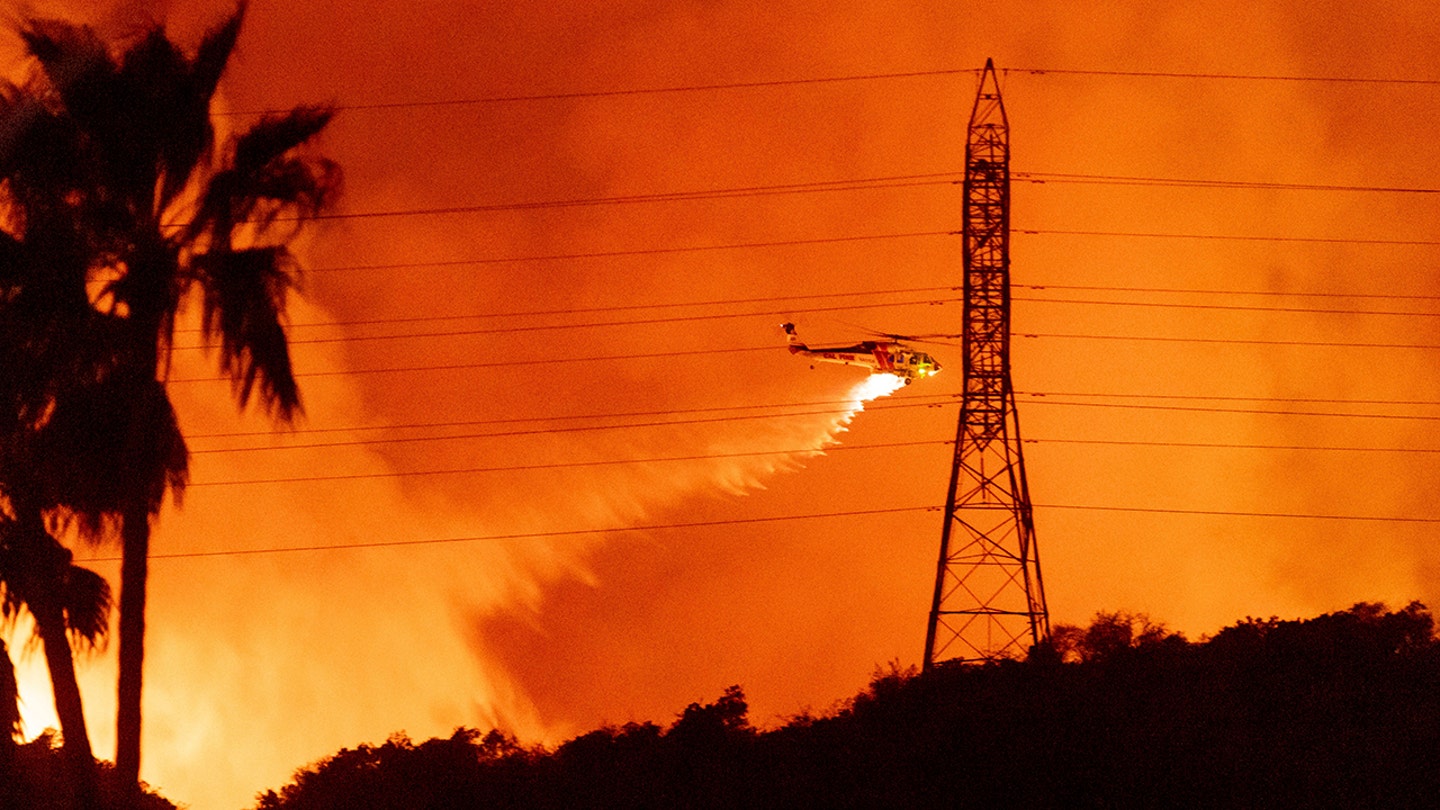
[781,322,805,353]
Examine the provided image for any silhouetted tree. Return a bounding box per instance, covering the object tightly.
[1,638,18,746]
[1,4,339,794]
[4,731,179,810]
[1,639,20,807]
[0,36,154,798]
[254,728,537,810]
[1045,609,1179,664]
[255,602,1440,810]
[0,516,112,805]
[663,685,758,808]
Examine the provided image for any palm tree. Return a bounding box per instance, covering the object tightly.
[1,637,18,751]
[0,63,169,803]
[0,517,113,806]
[1,636,17,809]
[6,3,338,792]
[0,65,139,807]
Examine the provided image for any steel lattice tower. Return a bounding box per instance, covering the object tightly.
[924,60,1049,668]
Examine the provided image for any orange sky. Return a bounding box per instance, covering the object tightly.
[6,1,1440,807]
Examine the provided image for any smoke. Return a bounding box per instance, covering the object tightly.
[5,0,1440,807]
[4,240,912,808]
[137,351,909,805]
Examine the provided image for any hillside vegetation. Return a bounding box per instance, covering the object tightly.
[255,601,1440,809]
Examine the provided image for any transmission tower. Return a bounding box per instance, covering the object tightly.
[923,60,1049,668]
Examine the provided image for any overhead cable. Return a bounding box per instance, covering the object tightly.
[77,505,943,562]
[219,64,1439,118]
[74,499,1440,563]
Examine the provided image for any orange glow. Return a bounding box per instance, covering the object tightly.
[4,2,1440,808]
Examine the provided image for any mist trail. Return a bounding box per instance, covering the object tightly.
[701,373,910,493]
[41,361,915,809]
[461,369,917,746]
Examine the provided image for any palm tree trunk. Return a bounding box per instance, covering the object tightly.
[115,507,149,796]
[33,596,98,807]
[0,640,19,806]
[116,311,164,801]
[0,638,18,752]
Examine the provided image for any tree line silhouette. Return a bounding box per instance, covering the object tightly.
[248,601,1440,809]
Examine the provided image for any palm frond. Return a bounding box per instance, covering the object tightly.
[0,103,87,213]
[193,246,301,419]
[0,83,45,179]
[61,564,110,651]
[116,28,212,213]
[31,375,189,528]
[18,18,118,140]
[193,3,247,103]
[188,106,338,243]
[234,107,334,176]
[268,157,339,228]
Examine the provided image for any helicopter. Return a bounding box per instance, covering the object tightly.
[782,322,942,384]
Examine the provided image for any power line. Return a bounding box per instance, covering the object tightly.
[176,314,1440,382]
[188,394,957,439]
[72,497,1440,563]
[1017,171,1440,195]
[305,175,962,221]
[1026,399,1440,422]
[227,166,1440,235]
[1041,503,1440,523]
[169,278,1440,348]
[171,325,1440,382]
[204,224,1428,287]
[221,68,979,116]
[1014,295,1440,319]
[272,295,1438,350]
[305,230,955,273]
[180,395,1440,474]
[244,285,962,333]
[287,167,1440,230]
[219,64,1440,120]
[187,438,951,487]
[1021,391,1440,406]
[185,393,960,440]
[1021,228,1440,246]
[1028,437,1440,454]
[255,167,1440,228]
[1011,67,1440,86]
[77,505,943,562]
[1019,331,1440,351]
[172,294,1440,354]
[285,227,1440,281]
[173,295,963,350]
[189,399,956,454]
[186,389,1440,452]
[190,421,1440,459]
[170,345,780,383]
[183,281,1440,336]
[1017,282,1440,303]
